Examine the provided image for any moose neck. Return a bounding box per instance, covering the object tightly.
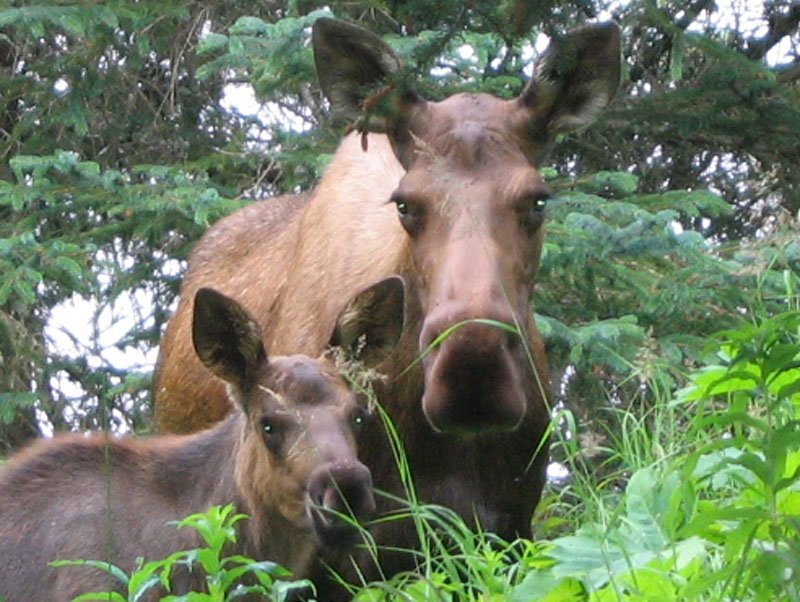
[270,133,410,353]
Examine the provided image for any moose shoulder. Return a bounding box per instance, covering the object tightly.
[0,280,403,601]
[153,16,621,595]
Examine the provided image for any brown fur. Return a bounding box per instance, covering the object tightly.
[153,18,621,597]
[0,288,386,602]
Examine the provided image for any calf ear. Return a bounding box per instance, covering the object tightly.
[192,288,266,393]
[329,276,405,367]
[519,22,621,136]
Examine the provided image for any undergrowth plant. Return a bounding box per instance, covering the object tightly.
[342,298,800,600]
[53,504,310,601]
[53,297,800,601]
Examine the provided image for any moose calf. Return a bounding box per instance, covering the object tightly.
[0,278,405,601]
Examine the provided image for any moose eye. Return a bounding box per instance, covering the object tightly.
[517,192,550,231]
[351,407,371,432]
[395,198,409,216]
[261,418,276,435]
[260,416,285,455]
[390,194,423,235]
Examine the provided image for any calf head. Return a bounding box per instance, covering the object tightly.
[314,18,621,433]
[192,277,404,549]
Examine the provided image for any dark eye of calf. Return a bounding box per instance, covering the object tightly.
[516,191,549,232]
[350,406,372,435]
[260,415,288,456]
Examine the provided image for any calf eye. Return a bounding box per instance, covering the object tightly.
[351,407,371,433]
[260,417,285,455]
[517,192,549,231]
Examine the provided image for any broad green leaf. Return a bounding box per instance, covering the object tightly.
[511,573,584,602]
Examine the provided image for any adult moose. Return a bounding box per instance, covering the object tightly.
[154,16,621,595]
[0,280,403,601]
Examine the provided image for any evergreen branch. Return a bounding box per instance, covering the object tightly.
[675,0,716,31]
[741,4,800,60]
[774,59,800,84]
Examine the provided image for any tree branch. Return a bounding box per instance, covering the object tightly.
[774,59,800,83]
[675,0,716,31]
[743,4,800,60]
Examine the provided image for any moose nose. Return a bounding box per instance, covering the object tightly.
[419,315,528,434]
[311,461,375,518]
[307,461,375,549]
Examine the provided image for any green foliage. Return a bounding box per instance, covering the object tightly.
[0,0,277,443]
[52,504,310,601]
[0,148,241,438]
[341,305,800,601]
[194,8,338,190]
[535,169,800,478]
[198,11,323,97]
[1,0,799,595]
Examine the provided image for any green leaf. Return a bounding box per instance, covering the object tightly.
[229,16,269,36]
[76,160,101,178]
[71,593,127,602]
[0,9,24,28]
[13,278,38,308]
[54,255,86,285]
[198,32,229,55]
[510,573,584,602]
[0,392,39,423]
[670,31,684,82]
[57,10,86,36]
[51,558,130,586]
[624,468,676,547]
[579,171,639,198]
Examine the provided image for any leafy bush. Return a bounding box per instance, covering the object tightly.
[53,504,311,601]
[31,293,800,602]
[340,305,800,601]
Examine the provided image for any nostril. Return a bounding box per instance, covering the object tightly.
[326,481,374,519]
[337,466,374,517]
[504,328,523,353]
[307,462,374,551]
[310,463,374,519]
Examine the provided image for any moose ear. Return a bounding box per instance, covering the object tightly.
[328,276,406,367]
[519,22,621,136]
[192,288,266,393]
[312,17,424,163]
[313,17,404,124]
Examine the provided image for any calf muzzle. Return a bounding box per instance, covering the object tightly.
[306,461,375,550]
